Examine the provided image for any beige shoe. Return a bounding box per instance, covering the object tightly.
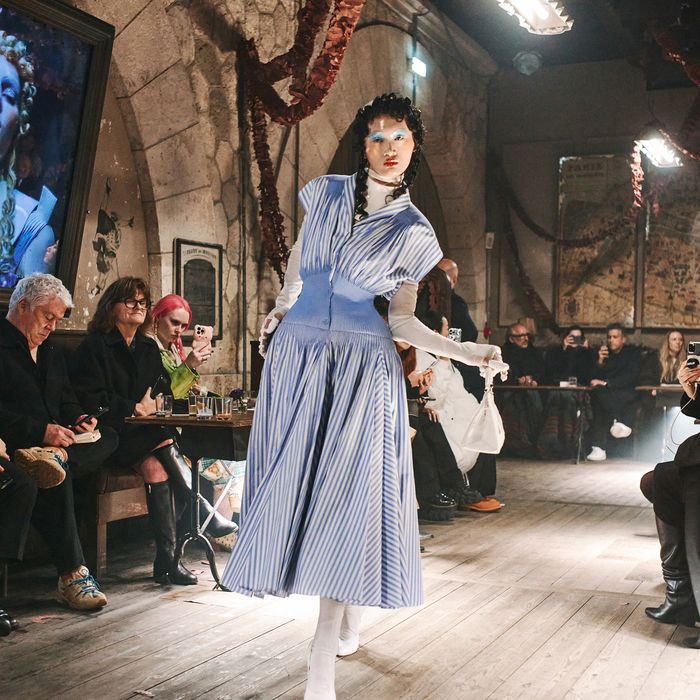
[57,566,107,610]
[13,447,68,488]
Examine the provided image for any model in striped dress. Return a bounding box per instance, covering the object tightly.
[221,94,508,699]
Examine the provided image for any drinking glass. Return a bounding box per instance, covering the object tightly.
[196,395,213,419]
[187,392,197,416]
[155,394,173,417]
[567,376,578,387]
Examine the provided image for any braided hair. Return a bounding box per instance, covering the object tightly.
[350,93,425,221]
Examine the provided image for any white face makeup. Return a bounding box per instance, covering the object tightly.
[364,115,415,183]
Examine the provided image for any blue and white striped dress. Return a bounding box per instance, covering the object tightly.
[221,174,442,608]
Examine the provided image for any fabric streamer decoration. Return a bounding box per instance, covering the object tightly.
[237,0,366,281]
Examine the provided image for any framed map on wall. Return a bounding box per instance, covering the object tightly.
[642,162,700,328]
[556,155,637,327]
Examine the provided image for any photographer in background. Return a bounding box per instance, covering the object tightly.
[544,326,595,387]
[586,323,641,462]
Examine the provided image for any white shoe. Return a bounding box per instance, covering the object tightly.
[586,446,607,462]
[610,420,632,439]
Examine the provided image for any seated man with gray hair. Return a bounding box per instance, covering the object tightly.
[0,273,118,610]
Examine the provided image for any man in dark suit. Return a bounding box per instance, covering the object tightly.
[437,258,483,399]
[0,273,117,609]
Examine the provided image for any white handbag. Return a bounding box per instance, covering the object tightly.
[463,368,505,454]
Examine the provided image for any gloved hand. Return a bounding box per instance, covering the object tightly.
[258,310,285,358]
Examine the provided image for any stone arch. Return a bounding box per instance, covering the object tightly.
[293,23,488,320]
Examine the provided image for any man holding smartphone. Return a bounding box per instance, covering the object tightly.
[586,323,641,462]
[0,274,118,610]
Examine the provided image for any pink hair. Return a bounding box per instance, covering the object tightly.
[152,294,192,361]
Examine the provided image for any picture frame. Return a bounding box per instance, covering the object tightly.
[174,238,224,341]
[0,0,114,305]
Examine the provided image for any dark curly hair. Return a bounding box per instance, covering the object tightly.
[351,93,425,221]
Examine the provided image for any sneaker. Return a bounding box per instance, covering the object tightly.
[13,447,68,488]
[468,497,504,512]
[57,566,107,610]
[586,446,607,462]
[610,420,632,439]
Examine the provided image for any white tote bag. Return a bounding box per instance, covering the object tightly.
[463,368,505,454]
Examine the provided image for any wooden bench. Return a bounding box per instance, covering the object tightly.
[84,465,148,580]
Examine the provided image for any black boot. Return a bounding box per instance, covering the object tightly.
[645,517,699,626]
[145,482,197,586]
[418,492,457,522]
[151,442,238,538]
[0,609,19,637]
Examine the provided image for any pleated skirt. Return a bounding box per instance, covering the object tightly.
[220,320,423,609]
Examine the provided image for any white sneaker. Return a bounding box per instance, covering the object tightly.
[610,420,632,439]
[586,446,607,462]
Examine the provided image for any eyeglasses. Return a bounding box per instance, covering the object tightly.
[511,333,529,339]
[121,298,150,310]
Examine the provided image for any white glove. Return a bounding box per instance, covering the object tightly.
[388,282,509,379]
[258,234,303,358]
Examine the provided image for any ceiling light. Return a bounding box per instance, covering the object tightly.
[513,50,543,75]
[410,56,427,77]
[495,0,574,35]
[636,136,684,168]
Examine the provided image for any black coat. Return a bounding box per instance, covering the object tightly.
[450,292,478,343]
[501,343,545,385]
[0,317,83,452]
[70,328,170,434]
[545,346,596,385]
[591,344,641,391]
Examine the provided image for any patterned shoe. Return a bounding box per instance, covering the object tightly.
[13,447,68,488]
[57,566,107,610]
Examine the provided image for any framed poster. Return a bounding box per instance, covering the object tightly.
[556,154,637,327]
[0,0,113,303]
[642,162,700,328]
[174,238,223,341]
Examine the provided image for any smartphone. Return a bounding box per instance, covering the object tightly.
[571,336,584,346]
[0,472,14,490]
[192,324,214,352]
[448,327,462,343]
[72,406,109,429]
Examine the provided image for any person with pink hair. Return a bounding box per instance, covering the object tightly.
[150,294,212,399]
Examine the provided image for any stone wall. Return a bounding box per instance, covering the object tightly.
[66,0,495,389]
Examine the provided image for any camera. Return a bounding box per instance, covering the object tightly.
[688,342,700,369]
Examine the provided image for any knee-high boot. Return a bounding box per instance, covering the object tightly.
[306,597,343,700]
[151,442,238,538]
[645,517,699,626]
[145,482,197,586]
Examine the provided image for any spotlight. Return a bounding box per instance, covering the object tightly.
[513,50,543,75]
[495,0,574,35]
[636,126,684,168]
[410,56,427,77]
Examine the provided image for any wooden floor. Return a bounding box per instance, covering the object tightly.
[3,457,700,699]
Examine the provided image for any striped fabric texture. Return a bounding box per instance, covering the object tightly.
[221,174,443,608]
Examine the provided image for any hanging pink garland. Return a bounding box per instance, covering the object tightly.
[237,1,366,281]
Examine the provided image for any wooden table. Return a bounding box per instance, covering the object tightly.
[125,412,254,588]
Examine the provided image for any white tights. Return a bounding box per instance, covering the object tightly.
[305,598,344,699]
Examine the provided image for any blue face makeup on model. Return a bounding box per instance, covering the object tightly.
[369,129,409,143]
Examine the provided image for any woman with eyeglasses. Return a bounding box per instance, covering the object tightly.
[71,277,236,586]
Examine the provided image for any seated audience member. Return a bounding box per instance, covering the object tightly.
[415,311,503,512]
[659,330,686,384]
[638,359,700,649]
[0,273,119,482]
[586,323,641,462]
[538,326,595,459]
[71,277,237,587]
[437,258,485,401]
[398,341,459,521]
[0,435,107,611]
[498,322,545,456]
[150,294,212,401]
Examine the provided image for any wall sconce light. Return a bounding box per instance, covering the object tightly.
[636,125,684,168]
[495,0,574,35]
[410,56,427,77]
